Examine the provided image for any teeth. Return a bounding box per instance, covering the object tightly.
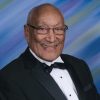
[40,41,63,48]
[42,44,58,48]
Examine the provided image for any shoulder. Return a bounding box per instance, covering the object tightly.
[0,48,30,75]
[1,54,23,70]
[61,53,90,73]
[0,48,35,80]
[61,54,93,81]
[0,53,25,80]
[61,54,85,64]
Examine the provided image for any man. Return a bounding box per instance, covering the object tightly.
[0,3,99,100]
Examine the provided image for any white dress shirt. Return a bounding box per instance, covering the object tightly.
[29,49,79,100]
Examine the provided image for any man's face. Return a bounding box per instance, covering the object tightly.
[25,11,65,61]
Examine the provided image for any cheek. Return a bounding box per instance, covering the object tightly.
[30,35,64,61]
[38,44,64,61]
[29,35,46,54]
[37,40,64,60]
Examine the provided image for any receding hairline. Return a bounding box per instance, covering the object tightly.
[26,3,64,24]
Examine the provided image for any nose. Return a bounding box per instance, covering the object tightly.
[46,28,55,42]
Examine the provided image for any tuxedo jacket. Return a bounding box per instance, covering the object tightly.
[0,48,99,100]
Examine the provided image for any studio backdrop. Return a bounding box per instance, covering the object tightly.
[0,0,100,93]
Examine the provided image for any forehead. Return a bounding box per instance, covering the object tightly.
[31,5,64,25]
[37,12,64,26]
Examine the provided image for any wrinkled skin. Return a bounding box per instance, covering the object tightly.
[24,4,65,61]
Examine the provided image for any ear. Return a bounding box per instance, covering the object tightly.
[24,25,30,43]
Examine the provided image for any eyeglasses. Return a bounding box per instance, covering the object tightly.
[27,24,68,35]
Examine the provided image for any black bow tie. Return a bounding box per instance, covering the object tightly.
[43,63,65,73]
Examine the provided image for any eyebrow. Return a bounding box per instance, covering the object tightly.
[36,22,64,27]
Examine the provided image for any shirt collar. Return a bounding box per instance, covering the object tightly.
[29,48,64,66]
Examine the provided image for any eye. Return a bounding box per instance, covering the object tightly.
[55,27,64,31]
[36,27,48,34]
[38,27,46,30]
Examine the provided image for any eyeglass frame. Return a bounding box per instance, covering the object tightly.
[27,24,68,35]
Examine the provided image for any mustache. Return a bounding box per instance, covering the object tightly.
[39,40,64,47]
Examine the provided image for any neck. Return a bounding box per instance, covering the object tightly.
[29,48,63,66]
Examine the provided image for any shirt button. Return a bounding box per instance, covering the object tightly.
[60,76,63,78]
[69,94,71,96]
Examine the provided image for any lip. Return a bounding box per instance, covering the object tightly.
[42,43,58,48]
[45,46,56,52]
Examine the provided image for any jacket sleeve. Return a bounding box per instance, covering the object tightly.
[0,74,26,100]
[61,54,100,100]
[74,59,100,100]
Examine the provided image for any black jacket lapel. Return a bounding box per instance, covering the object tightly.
[31,63,67,100]
[22,48,67,100]
[61,54,86,100]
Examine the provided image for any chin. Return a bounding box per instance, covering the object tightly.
[42,54,59,62]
